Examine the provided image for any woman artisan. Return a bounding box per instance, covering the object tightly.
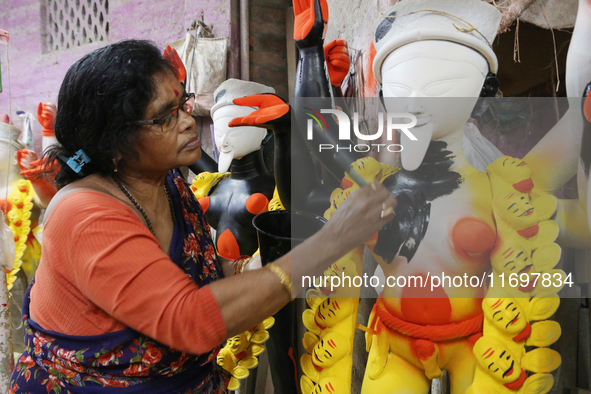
[8,40,396,393]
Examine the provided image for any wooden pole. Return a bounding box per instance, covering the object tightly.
[0,269,13,391]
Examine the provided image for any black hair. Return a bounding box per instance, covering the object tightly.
[45,39,176,189]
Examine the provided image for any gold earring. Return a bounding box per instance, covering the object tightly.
[113,158,118,172]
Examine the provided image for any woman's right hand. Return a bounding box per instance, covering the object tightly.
[320,182,396,254]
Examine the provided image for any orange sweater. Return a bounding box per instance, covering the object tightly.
[30,191,227,355]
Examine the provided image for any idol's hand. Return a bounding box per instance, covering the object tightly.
[324,40,350,87]
[18,153,60,181]
[293,0,328,49]
[16,149,38,172]
[229,94,290,131]
[37,102,57,136]
[163,45,187,84]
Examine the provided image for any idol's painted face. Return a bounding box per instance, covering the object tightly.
[491,242,532,276]
[311,377,344,394]
[228,333,248,354]
[494,191,536,228]
[212,105,267,172]
[311,332,349,369]
[474,337,522,383]
[315,298,353,328]
[483,298,527,335]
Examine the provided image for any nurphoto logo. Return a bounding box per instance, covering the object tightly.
[304,108,418,153]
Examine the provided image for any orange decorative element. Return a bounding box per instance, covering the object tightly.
[512,178,534,193]
[512,323,532,342]
[584,89,591,123]
[517,224,539,238]
[468,332,483,345]
[452,217,496,263]
[367,42,377,96]
[293,0,328,40]
[400,275,452,325]
[18,150,60,181]
[288,347,300,394]
[415,339,436,361]
[218,229,241,260]
[503,368,527,390]
[246,193,270,215]
[163,45,187,83]
[0,199,11,214]
[375,299,483,341]
[341,177,353,190]
[198,197,210,213]
[37,102,57,137]
[324,40,350,87]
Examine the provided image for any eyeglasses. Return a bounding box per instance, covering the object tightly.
[129,92,195,134]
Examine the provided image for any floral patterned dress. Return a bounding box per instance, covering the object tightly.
[9,170,230,393]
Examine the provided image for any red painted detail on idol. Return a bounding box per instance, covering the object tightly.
[245,193,269,215]
[512,178,533,193]
[0,199,11,214]
[503,368,527,390]
[584,89,591,123]
[452,217,496,263]
[288,347,300,393]
[198,197,210,212]
[217,229,241,260]
[415,339,436,361]
[375,299,484,340]
[341,177,353,189]
[468,332,483,345]
[401,275,453,325]
[512,322,532,342]
[517,224,539,238]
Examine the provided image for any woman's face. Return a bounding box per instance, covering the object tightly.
[124,71,201,175]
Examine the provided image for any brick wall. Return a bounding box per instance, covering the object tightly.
[248,0,290,99]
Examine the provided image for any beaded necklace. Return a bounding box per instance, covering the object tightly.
[113,175,175,237]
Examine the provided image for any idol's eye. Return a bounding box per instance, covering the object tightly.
[423,80,459,96]
[383,83,412,97]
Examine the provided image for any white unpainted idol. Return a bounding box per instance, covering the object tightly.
[380,41,487,171]
[212,105,267,173]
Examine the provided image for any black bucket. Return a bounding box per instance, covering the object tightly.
[252,210,326,394]
[253,210,327,266]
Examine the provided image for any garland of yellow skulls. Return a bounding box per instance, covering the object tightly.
[5,179,40,291]
[191,171,281,388]
[300,157,399,394]
[467,156,564,394]
[217,318,275,390]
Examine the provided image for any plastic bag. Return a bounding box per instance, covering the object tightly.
[168,21,229,116]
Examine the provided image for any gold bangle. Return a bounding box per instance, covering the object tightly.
[265,263,292,299]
